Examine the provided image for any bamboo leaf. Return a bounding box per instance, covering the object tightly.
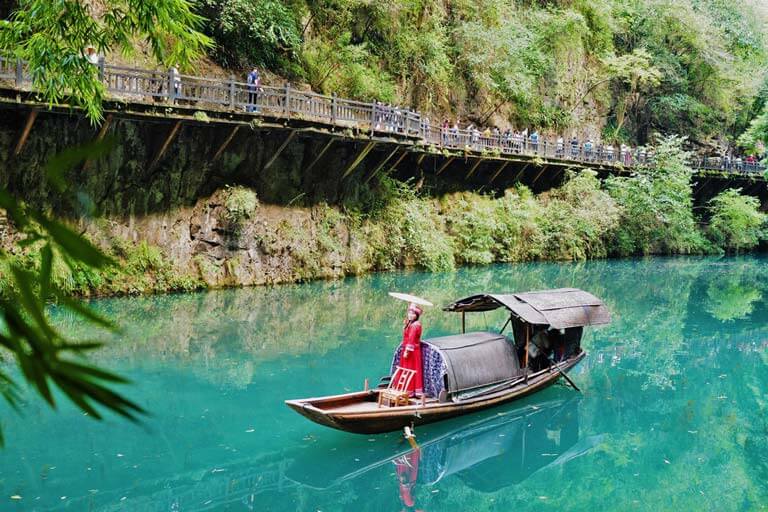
[43,138,116,193]
[40,243,53,300]
[54,359,130,385]
[54,293,116,330]
[34,216,114,268]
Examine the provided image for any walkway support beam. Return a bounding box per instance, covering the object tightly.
[531,165,548,186]
[303,138,335,175]
[512,163,530,183]
[212,125,241,162]
[436,156,455,175]
[14,109,37,156]
[490,161,510,183]
[466,158,484,179]
[149,120,183,171]
[342,141,376,179]
[82,114,114,170]
[365,146,400,184]
[263,130,297,171]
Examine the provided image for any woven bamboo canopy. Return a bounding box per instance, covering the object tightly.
[443,288,611,329]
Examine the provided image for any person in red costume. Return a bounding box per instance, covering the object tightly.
[400,303,424,396]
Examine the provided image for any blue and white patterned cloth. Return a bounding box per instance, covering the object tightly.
[390,342,448,398]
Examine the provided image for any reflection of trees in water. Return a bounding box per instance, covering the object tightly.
[26,256,768,509]
[705,270,762,322]
[48,256,768,389]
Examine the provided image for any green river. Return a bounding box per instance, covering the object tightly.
[2,256,768,511]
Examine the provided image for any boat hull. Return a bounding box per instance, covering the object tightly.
[285,351,585,434]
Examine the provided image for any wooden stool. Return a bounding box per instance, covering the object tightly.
[378,366,416,408]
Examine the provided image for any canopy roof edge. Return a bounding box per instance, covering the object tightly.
[443,288,611,329]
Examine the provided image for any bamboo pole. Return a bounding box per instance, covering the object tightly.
[524,324,530,383]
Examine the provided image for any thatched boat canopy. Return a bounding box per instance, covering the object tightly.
[443,288,611,329]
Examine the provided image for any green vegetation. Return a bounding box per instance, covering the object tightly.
[194,0,767,144]
[606,135,707,255]
[199,137,763,283]
[0,142,146,445]
[0,0,212,122]
[223,185,259,235]
[708,189,767,253]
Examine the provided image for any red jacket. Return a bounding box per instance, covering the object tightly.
[400,320,423,394]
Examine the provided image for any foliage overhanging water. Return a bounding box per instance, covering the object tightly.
[2,256,767,511]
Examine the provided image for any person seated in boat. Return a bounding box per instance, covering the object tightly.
[399,303,424,396]
[528,327,552,371]
[527,327,583,367]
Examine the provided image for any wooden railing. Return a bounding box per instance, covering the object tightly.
[0,55,763,176]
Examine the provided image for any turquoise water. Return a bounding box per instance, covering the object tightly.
[2,256,768,511]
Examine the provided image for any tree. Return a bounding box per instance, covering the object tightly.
[0,0,213,444]
[602,49,662,141]
[737,106,768,157]
[606,135,706,255]
[0,0,212,123]
[0,142,144,446]
[707,188,767,252]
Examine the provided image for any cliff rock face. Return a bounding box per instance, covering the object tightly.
[0,109,387,291]
[103,189,361,287]
[0,109,390,216]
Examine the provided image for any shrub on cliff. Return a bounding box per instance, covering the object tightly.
[442,194,499,265]
[223,186,259,235]
[364,178,454,272]
[537,170,620,260]
[606,135,708,255]
[492,186,545,262]
[401,199,455,272]
[707,189,767,253]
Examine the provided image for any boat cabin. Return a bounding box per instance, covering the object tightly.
[390,288,611,402]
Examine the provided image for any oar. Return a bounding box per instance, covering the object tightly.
[529,336,582,393]
[551,360,581,393]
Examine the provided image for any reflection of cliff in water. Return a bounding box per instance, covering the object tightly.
[50,256,766,372]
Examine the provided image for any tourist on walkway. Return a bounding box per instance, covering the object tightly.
[85,45,99,66]
[451,120,460,145]
[530,130,539,152]
[441,119,449,145]
[556,135,564,157]
[246,67,261,113]
[169,64,181,102]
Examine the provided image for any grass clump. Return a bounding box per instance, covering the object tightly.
[223,186,259,236]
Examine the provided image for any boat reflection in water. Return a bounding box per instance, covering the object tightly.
[60,398,592,511]
[290,396,600,508]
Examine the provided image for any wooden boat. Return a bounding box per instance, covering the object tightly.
[285,288,610,434]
